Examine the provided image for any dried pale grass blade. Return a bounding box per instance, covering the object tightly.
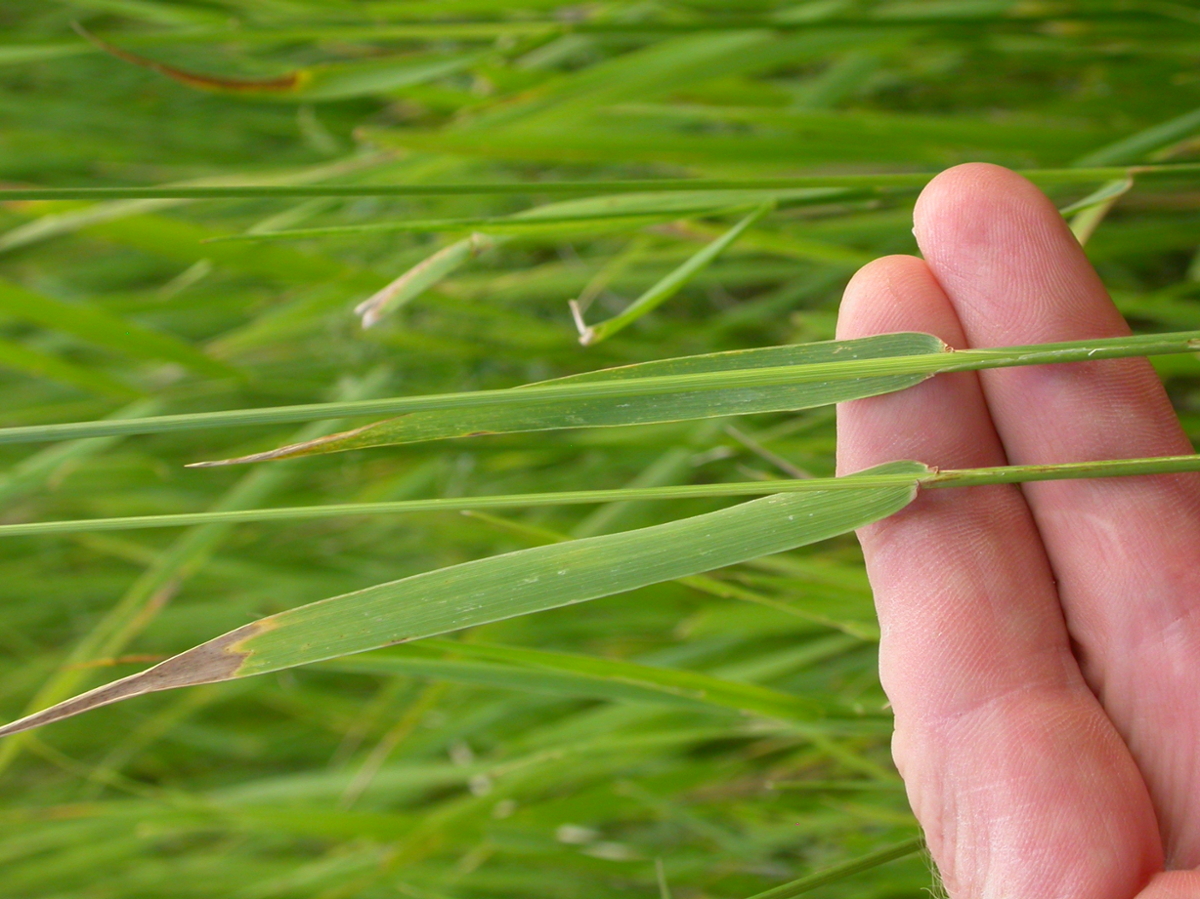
[356,233,495,328]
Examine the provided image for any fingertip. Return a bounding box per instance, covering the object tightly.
[914,162,1056,252]
[1137,871,1200,899]
[912,162,1113,340]
[837,254,967,349]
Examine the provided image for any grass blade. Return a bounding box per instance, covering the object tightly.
[0,277,239,380]
[0,329,1196,450]
[194,332,942,464]
[8,453,1200,538]
[0,335,141,400]
[324,638,833,725]
[0,398,162,505]
[356,233,496,327]
[77,24,482,102]
[742,836,924,899]
[209,189,840,243]
[0,461,924,739]
[5,164,1200,202]
[0,373,393,775]
[575,202,773,345]
[192,329,1200,464]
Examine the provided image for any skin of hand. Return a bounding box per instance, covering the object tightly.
[835,164,1200,899]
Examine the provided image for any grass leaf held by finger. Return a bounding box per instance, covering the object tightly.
[0,330,1193,452]
[0,461,924,738]
[6,450,1200,737]
[5,452,1200,538]
[189,329,1199,465]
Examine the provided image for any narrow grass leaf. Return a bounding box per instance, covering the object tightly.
[10,453,1200,538]
[0,398,161,506]
[1,329,1198,449]
[0,152,386,254]
[212,189,842,243]
[188,330,1200,465]
[418,639,843,723]
[263,53,484,103]
[1066,105,1200,242]
[0,336,141,400]
[1059,177,1136,216]
[0,277,238,379]
[322,651,719,711]
[1074,105,1200,167]
[1069,177,1133,245]
[742,836,924,899]
[0,461,923,739]
[7,165,1200,202]
[0,373,391,774]
[323,639,830,724]
[0,477,919,537]
[576,202,773,345]
[193,332,943,464]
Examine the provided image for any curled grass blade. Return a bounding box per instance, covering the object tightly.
[0,461,924,739]
[356,233,496,327]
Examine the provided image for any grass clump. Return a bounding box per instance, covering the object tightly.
[1,3,1200,897]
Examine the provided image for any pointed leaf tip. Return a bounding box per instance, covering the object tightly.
[0,622,265,739]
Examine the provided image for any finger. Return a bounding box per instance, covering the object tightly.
[837,254,1159,897]
[915,163,1200,865]
[1139,872,1200,899]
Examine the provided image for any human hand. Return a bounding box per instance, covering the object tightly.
[836,164,1200,898]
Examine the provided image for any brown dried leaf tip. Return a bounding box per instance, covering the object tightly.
[73,22,303,93]
[0,622,266,739]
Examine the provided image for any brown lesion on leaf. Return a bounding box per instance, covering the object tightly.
[186,420,394,468]
[73,23,303,93]
[0,621,269,740]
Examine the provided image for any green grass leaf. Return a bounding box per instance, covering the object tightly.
[195,332,942,463]
[0,277,239,379]
[0,335,141,399]
[186,329,1200,465]
[324,638,843,725]
[0,460,924,739]
[7,164,1200,202]
[576,202,773,345]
